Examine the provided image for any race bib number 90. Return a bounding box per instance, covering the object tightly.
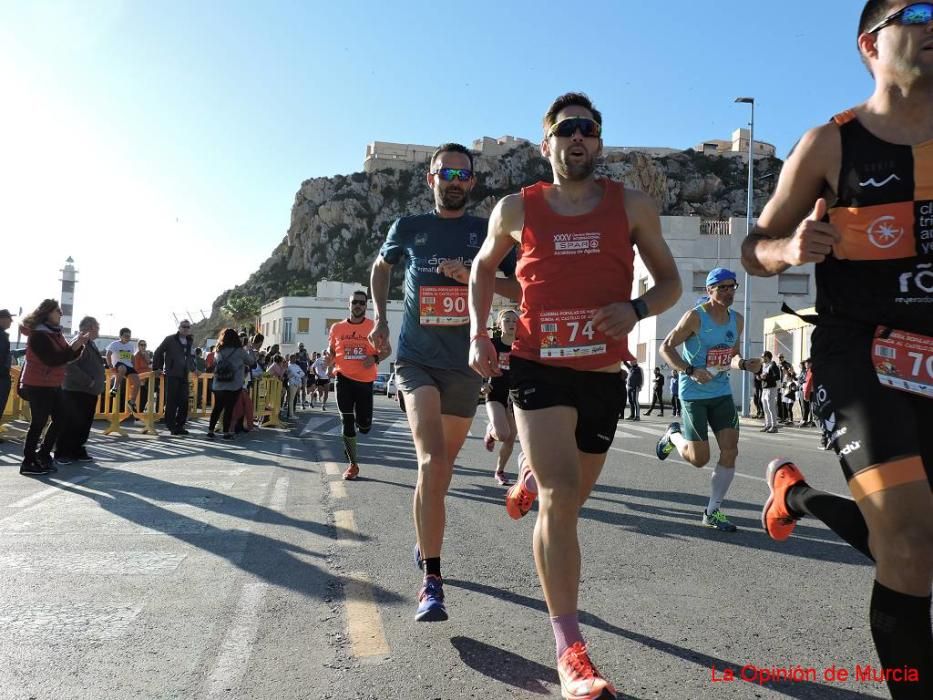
[872,327,933,398]
[420,286,468,326]
[538,308,607,359]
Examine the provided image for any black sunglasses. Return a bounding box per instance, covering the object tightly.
[867,2,933,33]
[351,300,367,306]
[548,117,602,139]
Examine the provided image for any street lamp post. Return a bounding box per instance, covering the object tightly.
[735,96,755,417]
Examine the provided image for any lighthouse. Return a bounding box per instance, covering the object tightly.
[59,257,77,336]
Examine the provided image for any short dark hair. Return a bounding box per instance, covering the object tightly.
[858,0,894,73]
[352,290,368,301]
[859,0,893,35]
[762,351,773,360]
[542,92,603,136]
[430,142,474,171]
[119,327,131,336]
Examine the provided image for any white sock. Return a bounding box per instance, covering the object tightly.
[707,464,735,514]
[670,430,688,456]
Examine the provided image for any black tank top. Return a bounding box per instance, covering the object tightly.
[821,110,932,335]
[490,336,512,389]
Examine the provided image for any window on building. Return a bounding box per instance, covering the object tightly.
[273,320,278,335]
[325,318,342,332]
[283,318,293,344]
[692,271,708,291]
[778,273,809,295]
[637,343,647,363]
[297,317,310,334]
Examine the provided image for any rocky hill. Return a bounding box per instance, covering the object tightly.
[198,143,782,336]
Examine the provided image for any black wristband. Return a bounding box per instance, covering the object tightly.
[372,354,380,363]
[684,365,695,376]
[739,358,746,371]
[630,298,649,321]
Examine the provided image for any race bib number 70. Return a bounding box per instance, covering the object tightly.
[872,327,933,398]
[538,308,607,359]
[420,286,468,326]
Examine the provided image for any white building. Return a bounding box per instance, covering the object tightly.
[259,281,405,367]
[628,215,815,410]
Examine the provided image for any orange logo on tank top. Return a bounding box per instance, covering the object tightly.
[830,202,916,260]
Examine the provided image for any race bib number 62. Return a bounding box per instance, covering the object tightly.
[872,327,933,398]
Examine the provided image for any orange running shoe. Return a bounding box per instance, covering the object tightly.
[762,458,805,541]
[557,642,617,699]
[343,463,359,481]
[505,458,537,520]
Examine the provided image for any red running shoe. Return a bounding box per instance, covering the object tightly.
[557,642,617,699]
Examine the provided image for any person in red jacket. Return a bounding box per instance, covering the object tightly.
[18,299,89,475]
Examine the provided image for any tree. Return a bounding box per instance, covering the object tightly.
[222,294,261,332]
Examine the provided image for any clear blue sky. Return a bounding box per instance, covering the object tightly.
[0,0,873,341]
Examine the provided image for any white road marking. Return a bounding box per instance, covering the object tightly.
[268,476,289,511]
[5,474,93,510]
[300,415,337,436]
[204,581,267,699]
[324,462,341,476]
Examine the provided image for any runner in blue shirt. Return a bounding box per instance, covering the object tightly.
[368,143,518,622]
[655,268,762,532]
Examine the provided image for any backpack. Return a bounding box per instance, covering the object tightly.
[214,350,236,382]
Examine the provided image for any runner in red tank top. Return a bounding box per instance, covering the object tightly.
[742,3,933,696]
[468,92,682,700]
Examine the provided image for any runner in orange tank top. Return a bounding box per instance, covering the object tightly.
[742,3,932,697]
[469,92,682,700]
[327,291,389,481]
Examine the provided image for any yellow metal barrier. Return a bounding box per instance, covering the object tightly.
[0,367,27,437]
[1,367,286,437]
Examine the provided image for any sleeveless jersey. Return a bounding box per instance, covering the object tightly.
[489,335,512,393]
[679,305,737,401]
[328,317,378,383]
[821,110,933,335]
[511,179,636,370]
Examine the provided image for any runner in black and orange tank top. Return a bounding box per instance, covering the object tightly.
[468,92,682,700]
[742,3,932,697]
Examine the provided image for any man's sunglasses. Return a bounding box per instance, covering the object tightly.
[351,300,367,306]
[867,2,933,33]
[548,117,602,139]
[711,283,739,291]
[432,167,473,182]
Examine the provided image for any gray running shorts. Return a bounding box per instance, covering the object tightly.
[395,360,482,419]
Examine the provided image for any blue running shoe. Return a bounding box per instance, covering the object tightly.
[413,543,423,571]
[415,575,447,622]
[656,422,681,461]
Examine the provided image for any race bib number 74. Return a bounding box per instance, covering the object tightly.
[538,308,607,359]
[420,286,469,326]
[872,327,933,398]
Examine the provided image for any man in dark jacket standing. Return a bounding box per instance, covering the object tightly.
[55,316,105,463]
[0,309,13,443]
[626,361,644,421]
[153,320,195,436]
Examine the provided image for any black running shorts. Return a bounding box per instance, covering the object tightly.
[509,356,623,454]
[811,324,932,491]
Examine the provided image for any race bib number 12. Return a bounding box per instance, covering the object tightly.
[872,327,933,398]
[538,308,607,359]
[420,286,468,326]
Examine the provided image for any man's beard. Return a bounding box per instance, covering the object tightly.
[437,187,468,211]
[555,153,597,181]
[351,308,365,319]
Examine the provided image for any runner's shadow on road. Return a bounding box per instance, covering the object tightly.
[450,636,556,696]
[447,580,880,700]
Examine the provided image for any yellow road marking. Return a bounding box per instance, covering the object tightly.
[344,572,390,659]
[333,510,359,545]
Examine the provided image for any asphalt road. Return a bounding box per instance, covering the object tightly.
[0,399,887,700]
